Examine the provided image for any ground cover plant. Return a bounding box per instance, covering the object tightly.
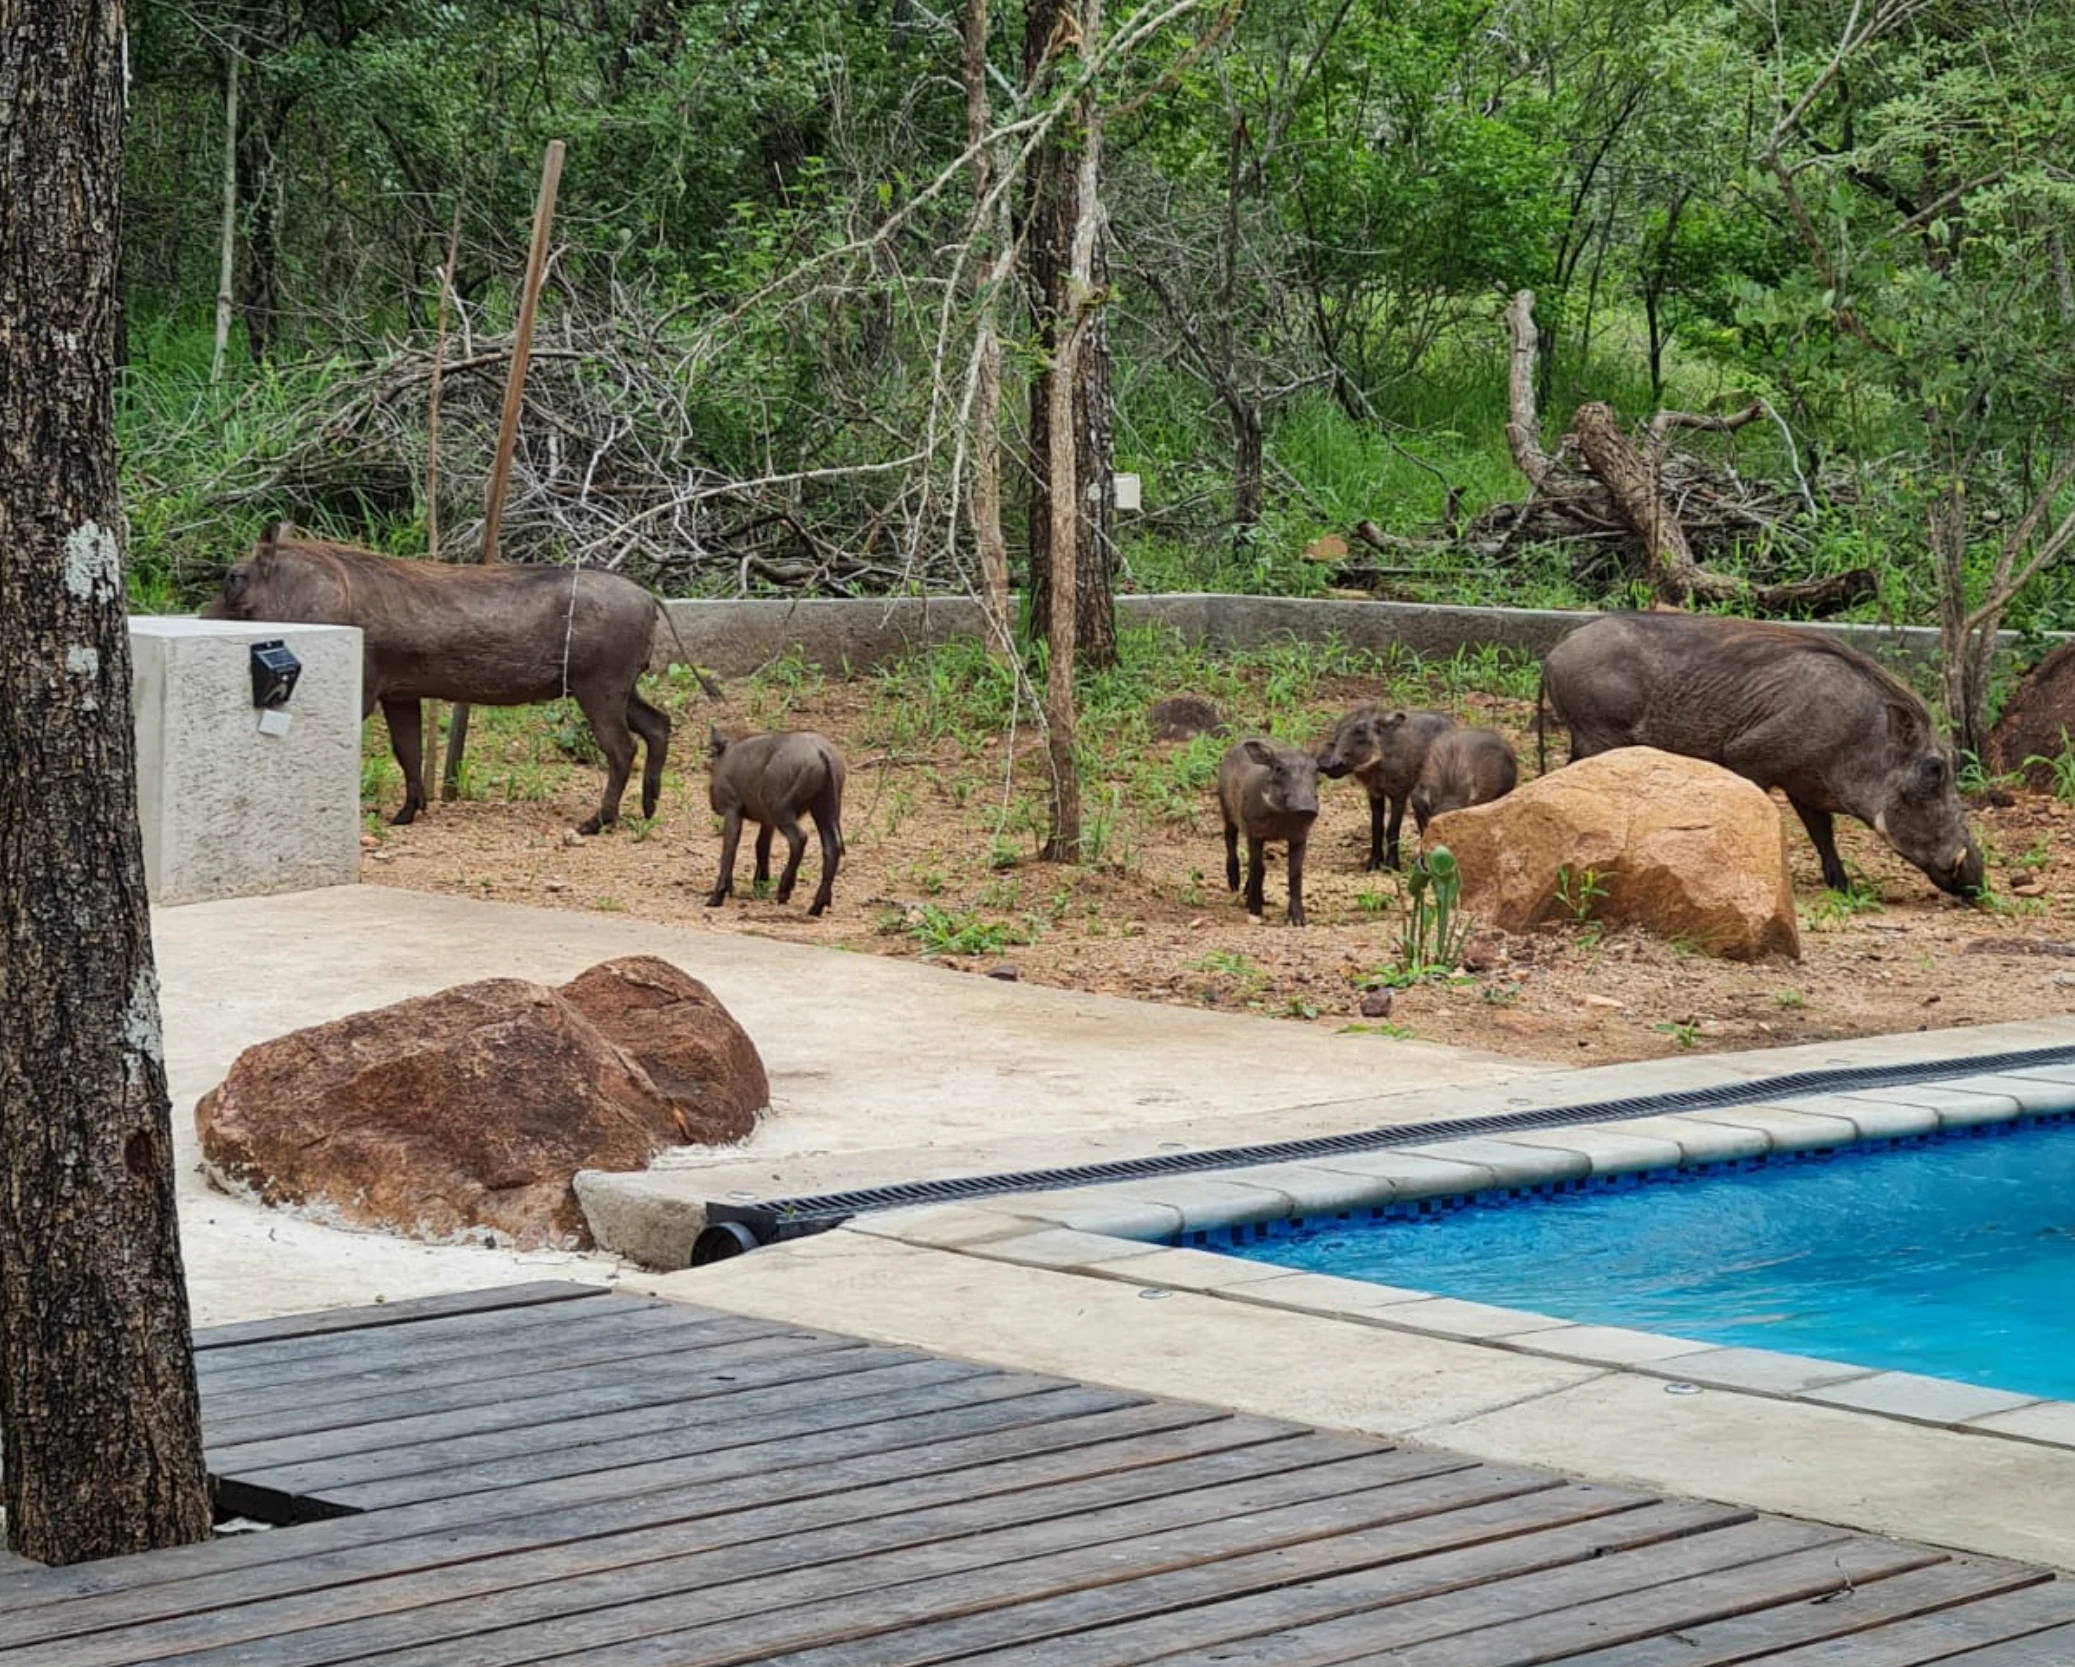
[361,629,2075,1068]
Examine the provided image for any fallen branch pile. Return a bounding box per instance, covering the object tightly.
[178,309,938,595]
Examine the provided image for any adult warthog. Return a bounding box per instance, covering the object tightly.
[1538,612,1984,899]
[204,526,713,832]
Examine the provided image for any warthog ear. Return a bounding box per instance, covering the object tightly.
[1381,711,1407,730]
[707,726,728,760]
[1241,738,1277,766]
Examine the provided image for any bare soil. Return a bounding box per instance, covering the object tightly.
[363,676,2075,1070]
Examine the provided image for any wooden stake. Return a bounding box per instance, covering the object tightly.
[421,200,462,806]
[444,140,564,800]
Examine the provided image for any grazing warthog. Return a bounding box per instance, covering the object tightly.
[705,729,847,916]
[1411,728,1519,832]
[1314,706,1453,870]
[1217,738,1320,926]
[1539,612,1985,898]
[204,525,710,833]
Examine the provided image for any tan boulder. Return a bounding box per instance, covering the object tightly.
[1429,747,1800,960]
[195,956,766,1249]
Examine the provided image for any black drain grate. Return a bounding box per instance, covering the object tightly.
[693,1042,2075,1262]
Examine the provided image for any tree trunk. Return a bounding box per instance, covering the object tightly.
[963,0,1012,656]
[210,44,240,384]
[1024,0,1117,671]
[0,0,213,1566]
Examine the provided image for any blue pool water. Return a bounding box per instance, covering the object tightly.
[1216,1116,2075,1400]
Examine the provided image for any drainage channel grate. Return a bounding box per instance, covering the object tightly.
[694,1042,2075,1261]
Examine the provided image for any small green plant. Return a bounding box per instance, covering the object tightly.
[1554,865,1610,923]
[1395,845,1474,977]
[1280,994,1324,1020]
[1775,988,1807,1009]
[986,834,1022,872]
[2009,835,2052,875]
[1340,1020,1420,1039]
[592,895,625,913]
[1654,1019,1700,1050]
[1186,949,1267,990]
[1354,887,1393,917]
[1179,866,1208,908]
[2022,730,2075,803]
[1803,878,1884,928]
[976,874,1021,910]
[903,905,1036,958]
[1480,982,1521,1007]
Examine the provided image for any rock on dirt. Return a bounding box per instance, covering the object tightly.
[1431,747,1800,961]
[195,956,766,1249]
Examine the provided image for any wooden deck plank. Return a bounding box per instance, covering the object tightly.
[390,1482,1692,1667]
[194,1294,705,1393]
[1336,1538,1963,1665]
[26,1446,1474,1667]
[220,1354,992,1506]
[840,1508,1813,1667]
[1732,1585,2075,1666]
[204,1331,899,1478]
[1896,1619,2075,1663]
[0,1392,1215,1642]
[1549,1557,2064,1665]
[6,1409,1299,1662]
[200,1320,843,1450]
[0,1287,2064,1667]
[189,1280,609,1350]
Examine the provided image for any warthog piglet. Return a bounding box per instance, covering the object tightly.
[1314,705,1453,871]
[705,729,848,916]
[1217,738,1321,926]
[1410,727,1519,832]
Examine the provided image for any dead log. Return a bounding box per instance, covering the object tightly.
[1568,401,1875,613]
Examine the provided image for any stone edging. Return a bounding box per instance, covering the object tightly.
[652,593,2053,680]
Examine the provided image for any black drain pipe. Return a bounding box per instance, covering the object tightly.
[689,1040,2075,1264]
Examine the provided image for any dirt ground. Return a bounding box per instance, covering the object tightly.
[362,675,2075,1070]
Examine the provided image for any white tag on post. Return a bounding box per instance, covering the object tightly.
[257,708,293,737]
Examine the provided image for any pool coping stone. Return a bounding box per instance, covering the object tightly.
[843,1060,2075,1458]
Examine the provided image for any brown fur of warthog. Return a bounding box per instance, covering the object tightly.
[705,729,847,916]
[1411,727,1519,832]
[1314,706,1453,871]
[1217,738,1320,926]
[203,526,700,833]
[1538,612,1983,899]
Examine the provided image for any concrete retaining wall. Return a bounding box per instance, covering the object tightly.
[132,618,363,905]
[656,594,2023,681]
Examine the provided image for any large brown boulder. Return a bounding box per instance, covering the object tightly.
[1430,747,1800,960]
[195,956,766,1249]
[1989,641,2075,788]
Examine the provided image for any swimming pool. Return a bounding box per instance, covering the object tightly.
[1211,1114,2075,1401]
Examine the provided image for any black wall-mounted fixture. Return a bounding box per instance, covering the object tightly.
[249,640,302,709]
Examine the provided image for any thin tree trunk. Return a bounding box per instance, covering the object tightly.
[1024,0,1116,670]
[1040,0,1107,859]
[963,0,1011,656]
[210,45,240,384]
[0,0,213,1565]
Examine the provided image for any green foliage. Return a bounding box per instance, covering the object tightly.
[1368,845,1475,985]
[1554,865,1611,923]
[885,904,1038,959]
[2023,731,2075,805]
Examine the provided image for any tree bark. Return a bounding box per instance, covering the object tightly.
[1024,0,1117,671]
[210,44,241,384]
[963,0,1012,656]
[0,0,214,1565]
[1502,291,1555,490]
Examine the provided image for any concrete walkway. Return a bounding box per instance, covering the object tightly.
[156,886,2075,1573]
[156,886,1533,1324]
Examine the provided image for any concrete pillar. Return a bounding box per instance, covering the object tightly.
[130,618,362,905]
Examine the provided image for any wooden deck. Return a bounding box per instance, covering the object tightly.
[3,1281,2071,1665]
